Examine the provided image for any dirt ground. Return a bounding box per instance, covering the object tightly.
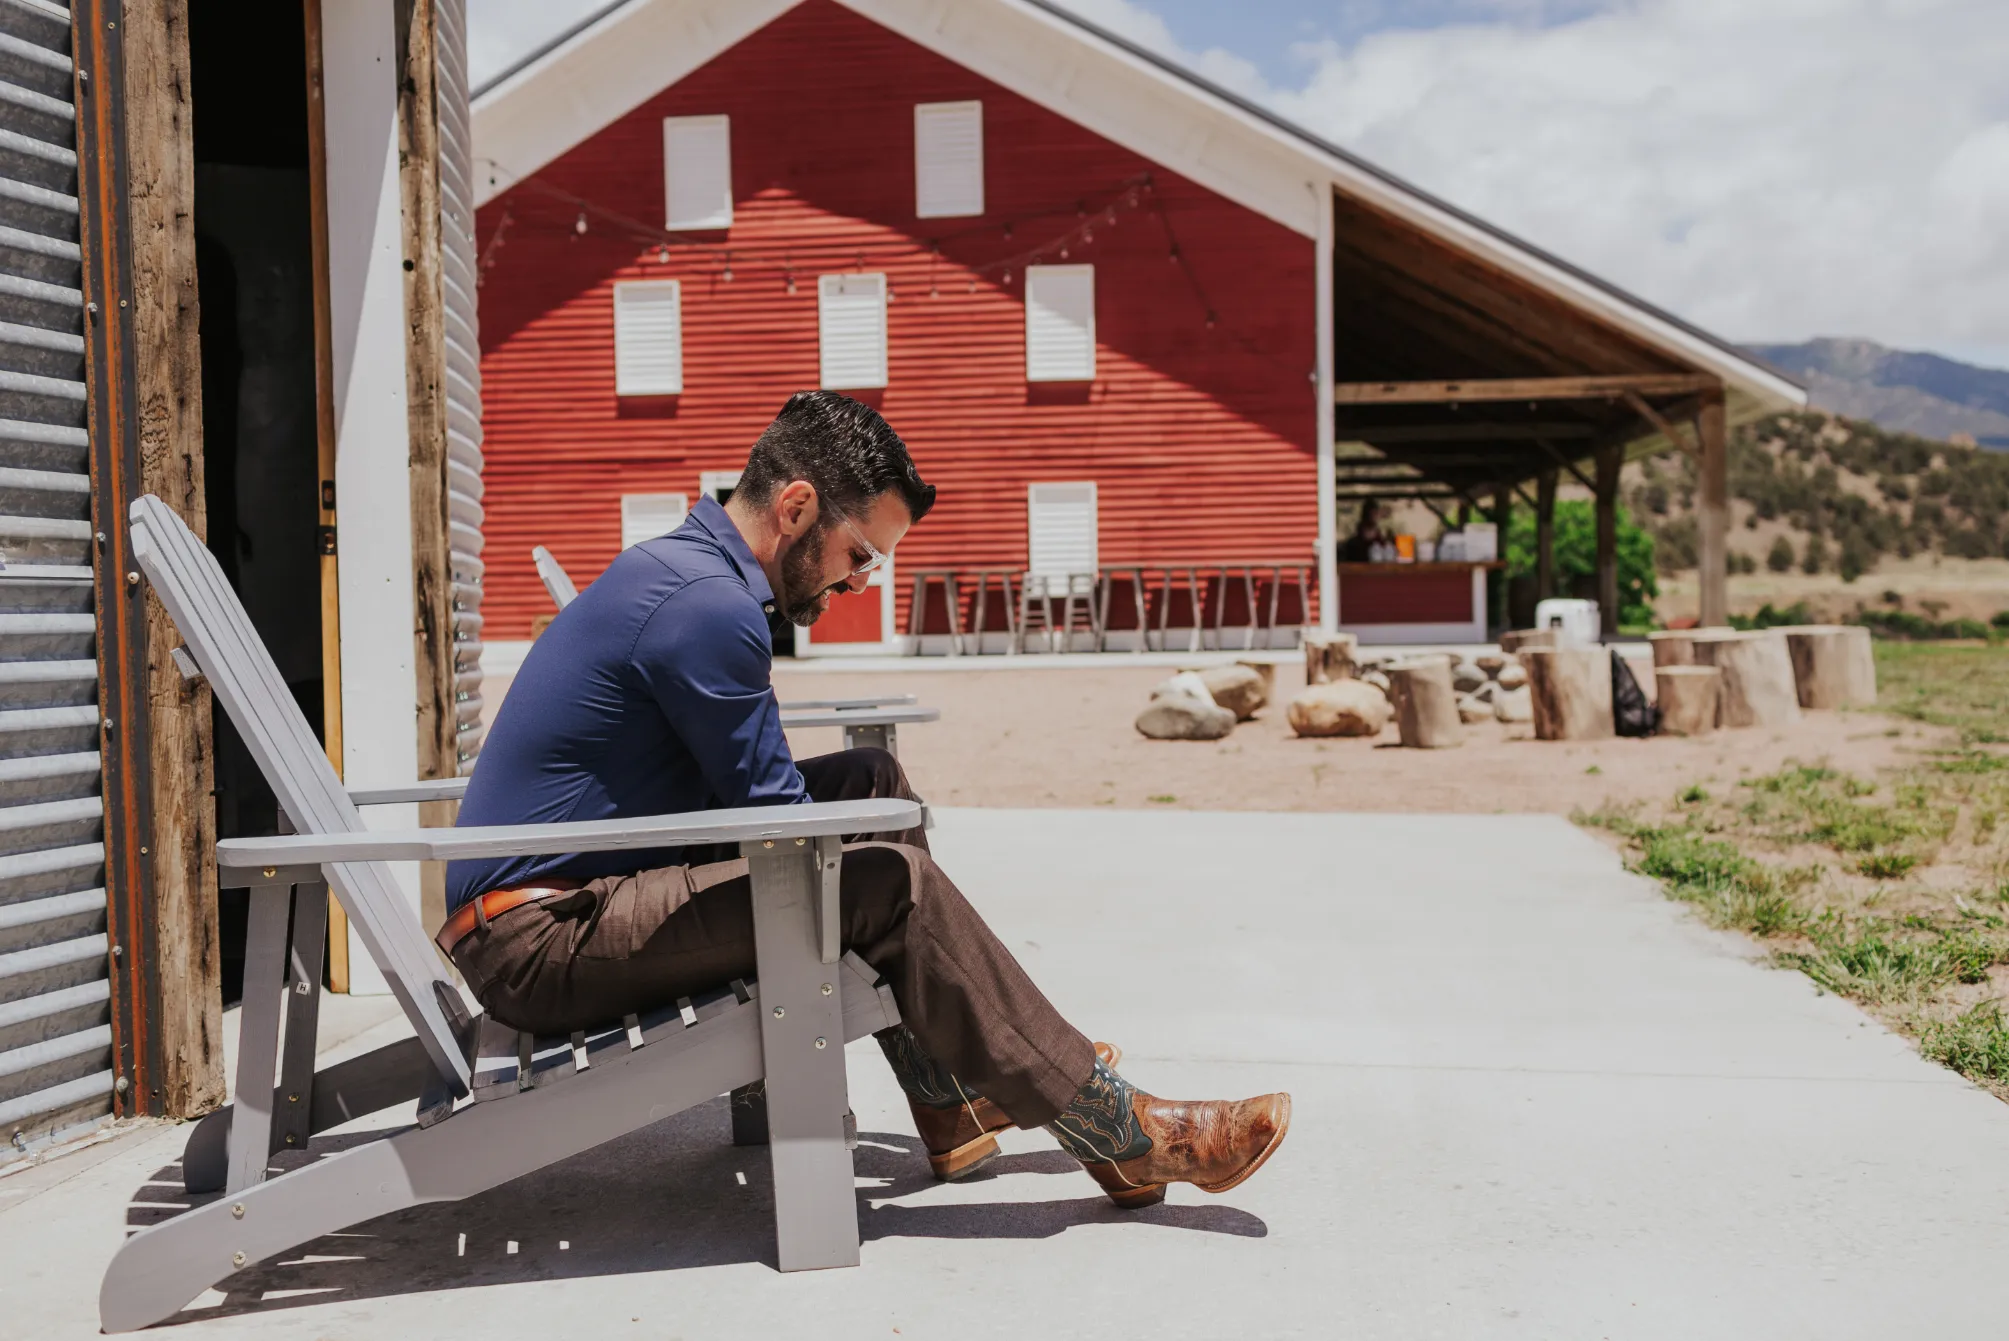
[773,659,1951,817]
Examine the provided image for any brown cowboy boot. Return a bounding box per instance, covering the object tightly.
[1048,1058,1290,1208]
[904,1041,1122,1181]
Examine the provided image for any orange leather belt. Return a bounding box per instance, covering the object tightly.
[436,886,569,956]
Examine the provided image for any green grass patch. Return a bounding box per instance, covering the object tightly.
[1857,851,1919,879]
[1778,923,2004,1005]
[1920,1002,2009,1086]
[1876,643,2009,745]
[1631,826,1805,936]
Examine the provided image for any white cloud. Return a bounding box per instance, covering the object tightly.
[469,0,2009,365]
[1062,0,2009,363]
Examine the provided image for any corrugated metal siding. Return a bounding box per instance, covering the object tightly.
[435,0,486,768]
[0,0,113,1151]
[474,0,1316,640]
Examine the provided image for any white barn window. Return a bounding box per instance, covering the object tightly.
[914,100,984,218]
[818,273,888,389]
[1025,264,1095,382]
[662,114,733,230]
[620,493,689,549]
[1027,481,1099,577]
[612,280,683,396]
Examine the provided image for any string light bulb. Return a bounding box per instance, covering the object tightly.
[721,253,734,282]
[785,271,797,296]
[574,211,588,235]
[657,244,670,263]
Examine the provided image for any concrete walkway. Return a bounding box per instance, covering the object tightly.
[7,809,2009,1337]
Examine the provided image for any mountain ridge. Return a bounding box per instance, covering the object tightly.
[1745,338,2009,449]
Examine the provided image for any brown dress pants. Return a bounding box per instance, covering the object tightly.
[449,748,1095,1127]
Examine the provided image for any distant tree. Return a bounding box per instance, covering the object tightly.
[1801,533,1829,574]
[1505,500,1658,627]
[1767,536,1796,572]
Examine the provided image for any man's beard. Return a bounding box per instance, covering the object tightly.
[779,522,846,626]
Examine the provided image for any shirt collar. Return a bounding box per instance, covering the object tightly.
[685,494,776,605]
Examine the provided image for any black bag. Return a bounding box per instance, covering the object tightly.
[1611,648,1660,737]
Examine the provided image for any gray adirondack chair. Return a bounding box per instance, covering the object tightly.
[98,497,919,1333]
[532,544,934,754]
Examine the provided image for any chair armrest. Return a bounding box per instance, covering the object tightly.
[347,778,470,806]
[778,705,940,729]
[216,797,920,872]
[778,694,917,711]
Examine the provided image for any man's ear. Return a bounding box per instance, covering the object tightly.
[774,479,818,540]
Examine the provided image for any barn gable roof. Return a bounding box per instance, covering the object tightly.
[472,0,1802,410]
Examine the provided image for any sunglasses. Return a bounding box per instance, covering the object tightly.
[832,508,889,576]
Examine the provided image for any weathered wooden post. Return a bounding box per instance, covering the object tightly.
[1387,656,1462,748]
[1524,646,1614,740]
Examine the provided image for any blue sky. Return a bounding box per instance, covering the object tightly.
[470,0,2009,372]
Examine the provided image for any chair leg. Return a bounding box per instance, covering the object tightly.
[226,883,292,1193]
[272,881,327,1155]
[744,839,859,1271]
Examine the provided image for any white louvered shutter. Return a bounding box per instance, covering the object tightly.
[1025,264,1095,382]
[613,280,683,396]
[621,493,689,549]
[1027,482,1098,579]
[818,273,888,389]
[914,101,983,218]
[662,115,733,230]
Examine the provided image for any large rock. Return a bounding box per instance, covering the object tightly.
[1151,671,1217,704]
[1194,664,1268,720]
[1471,679,1499,704]
[1451,661,1488,694]
[1493,685,1533,723]
[1287,680,1391,738]
[1361,669,1391,694]
[1475,654,1508,678]
[1135,695,1235,740]
[1457,694,1492,724]
[1496,660,1529,690]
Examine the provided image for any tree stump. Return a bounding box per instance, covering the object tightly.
[1303,630,1359,685]
[1500,628,1556,655]
[1694,631,1801,728]
[1523,646,1614,740]
[1781,625,1877,708]
[1386,656,1462,748]
[1648,627,1740,667]
[1655,665,1721,736]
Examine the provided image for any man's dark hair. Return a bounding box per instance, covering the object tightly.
[738,391,935,524]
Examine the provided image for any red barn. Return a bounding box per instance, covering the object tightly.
[471,0,1798,657]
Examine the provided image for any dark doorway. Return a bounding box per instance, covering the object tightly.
[189,1,324,1004]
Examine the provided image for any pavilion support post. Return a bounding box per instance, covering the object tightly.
[1312,185,1338,633]
[1491,484,1511,636]
[1696,387,1729,629]
[1535,468,1558,602]
[1594,443,1621,638]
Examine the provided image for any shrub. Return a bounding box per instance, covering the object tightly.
[1801,533,1829,573]
[1504,500,1659,627]
[1766,536,1795,572]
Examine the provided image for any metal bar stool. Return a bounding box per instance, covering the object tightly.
[1096,564,1150,653]
[965,567,1018,655]
[905,568,964,655]
[1153,565,1204,654]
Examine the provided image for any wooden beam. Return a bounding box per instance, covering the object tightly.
[1335,421,1601,444]
[1622,388,1702,455]
[1595,444,1622,637]
[101,0,224,1117]
[1335,374,1718,406]
[396,0,457,946]
[1696,389,1729,628]
[1535,438,1596,492]
[303,0,350,991]
[1535,468,1558,602]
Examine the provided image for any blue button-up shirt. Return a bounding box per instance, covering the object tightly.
[444,497,807,911]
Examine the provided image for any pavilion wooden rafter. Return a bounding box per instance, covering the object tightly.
[1327,190,1754,632]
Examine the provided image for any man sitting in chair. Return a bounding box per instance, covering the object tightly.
[443,391,1288,1206]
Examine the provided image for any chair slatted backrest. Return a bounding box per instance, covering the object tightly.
[129,496,472,1095]
[532,545,577,611]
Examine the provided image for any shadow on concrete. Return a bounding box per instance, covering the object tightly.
[121,1098,1267,1326]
